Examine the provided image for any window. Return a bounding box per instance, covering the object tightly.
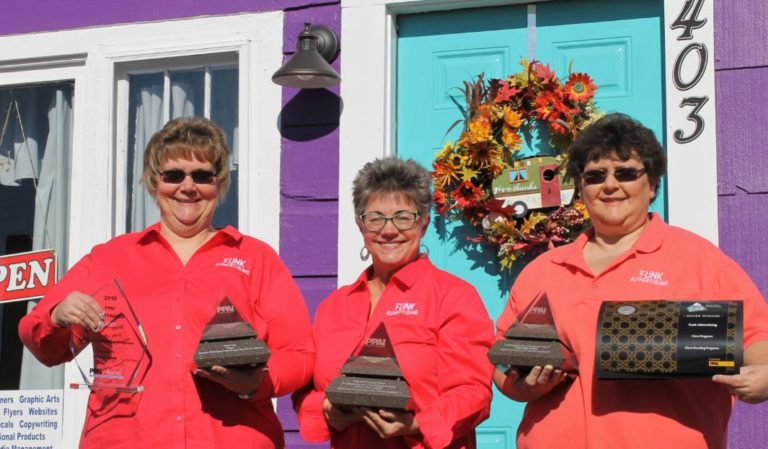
[117,55,240,232]
[0,82,73,389]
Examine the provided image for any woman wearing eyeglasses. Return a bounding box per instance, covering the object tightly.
[19,117,315,448]
[293,156,494,449]
[493,113,768,449]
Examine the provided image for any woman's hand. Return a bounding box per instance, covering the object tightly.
[713,364,768,404]
[194,365,266,396]
[493,365,569,402]
[51,291,104,332]
[356,407,419,439]
[322,398,362,431]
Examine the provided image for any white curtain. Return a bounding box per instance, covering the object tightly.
[129,83,164,231]
[15,87,73,389]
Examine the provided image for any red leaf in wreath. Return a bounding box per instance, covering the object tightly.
[494,81,519,103]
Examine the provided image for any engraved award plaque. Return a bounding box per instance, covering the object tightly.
[194,297,270,369]
[325,323,411,410]
[488,292,576,373]
[69,279,149,393]
[596,300,743,379]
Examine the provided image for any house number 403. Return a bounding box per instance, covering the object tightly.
[670,0,709,144]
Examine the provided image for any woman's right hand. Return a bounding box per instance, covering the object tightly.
[493,365,569,402]
[51,291,104,332]
[322,397,362,431]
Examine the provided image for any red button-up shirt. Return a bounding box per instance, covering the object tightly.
[294,256,494,449]
[19,225,315,449]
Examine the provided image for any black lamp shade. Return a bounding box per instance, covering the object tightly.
[273,24,341,89]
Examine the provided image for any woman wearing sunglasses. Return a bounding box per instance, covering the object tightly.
[293,156,494,449]
[19,117,315,448]
[492,113,768,449]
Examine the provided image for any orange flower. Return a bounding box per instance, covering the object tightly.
[432,161,459,189]
[460,115,492,145]
[502,106,523,128]
[502,127,522,151]
[466,141,503,168]
[434,189,449,215]
[534,91,565,121]
[451,181,483,209]
[564,73,596,103]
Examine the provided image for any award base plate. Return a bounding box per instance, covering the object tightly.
[194,337,270,369]
[326,376,411,410]
[488,337,566,370]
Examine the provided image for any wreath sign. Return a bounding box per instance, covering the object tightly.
[431,60,600,270]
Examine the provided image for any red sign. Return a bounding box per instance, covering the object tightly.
[0,249,56,303]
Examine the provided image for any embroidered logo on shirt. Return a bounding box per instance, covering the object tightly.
[215,257,250,275]
[629,270,668,286]
[385,302,419,316]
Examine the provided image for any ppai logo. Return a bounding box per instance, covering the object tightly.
[630,270,668,286]
[386,302,419,316]
[215,257,250,275]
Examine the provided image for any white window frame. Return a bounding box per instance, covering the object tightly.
[338,0,718,284]
[0,12,284,447]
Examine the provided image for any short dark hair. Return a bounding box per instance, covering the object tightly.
[142,116,231,199]
[352,156,432,217]
[566,113,666,194]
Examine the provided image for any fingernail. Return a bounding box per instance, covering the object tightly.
[99,312,105,320]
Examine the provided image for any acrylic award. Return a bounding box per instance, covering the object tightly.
[596,300,743,379]
[326,322,411,410]
[488,292,576,373]
[194,297,270,369]
[69,279,149,393]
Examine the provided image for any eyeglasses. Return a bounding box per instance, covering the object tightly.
[159,169,217,185]
[358,211,421,232]
[581,167,646,185]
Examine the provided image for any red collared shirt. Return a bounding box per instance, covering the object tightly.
[294,256,494,449]
[19,224,315,449]
[496,213,768,449]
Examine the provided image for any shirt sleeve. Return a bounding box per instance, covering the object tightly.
[414,283,494,449]
[291,383,331,442]
[18,252,94,366]
[251,244,315,400]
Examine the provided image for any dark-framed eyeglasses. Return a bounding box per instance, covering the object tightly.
[581,167,646,185]
[358,211,421,232]
[159,169,217,185]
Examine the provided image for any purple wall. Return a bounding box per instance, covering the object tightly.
[715,1,768,447]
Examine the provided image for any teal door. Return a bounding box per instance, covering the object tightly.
[396,2,664,448]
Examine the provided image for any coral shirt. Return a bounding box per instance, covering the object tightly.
[496,213,768,449]
[294,256,494,449]
[19,225,315,449]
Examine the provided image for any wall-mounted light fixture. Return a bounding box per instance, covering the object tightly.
[272,23,340,89]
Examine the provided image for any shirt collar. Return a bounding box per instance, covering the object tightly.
[350,254,432,292]
[552,212,666,268]
[137,223,243,245]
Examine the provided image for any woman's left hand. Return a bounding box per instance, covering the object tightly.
[713,364,768,404]
[194,365,266,396]
[355,407,419,439]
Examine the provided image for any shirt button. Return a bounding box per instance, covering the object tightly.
[175,325,182,330]
[176,416,183,422]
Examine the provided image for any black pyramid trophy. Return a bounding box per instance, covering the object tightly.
[194,297,270,369]
[326,322,411,410]
[488,292,576,373]
[70,279,150,393]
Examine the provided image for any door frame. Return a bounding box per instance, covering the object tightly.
[338,0,718,285]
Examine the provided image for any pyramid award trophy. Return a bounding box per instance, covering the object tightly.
[69,279,149,393]
[325,322,411,410]
[488,292,576,373]
[194,297,270,369]
[596,300,743,379]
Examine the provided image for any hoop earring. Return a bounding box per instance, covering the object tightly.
[359,246,370,261]
[419,243,429,256]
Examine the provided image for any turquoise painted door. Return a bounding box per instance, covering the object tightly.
[396,2,664,448]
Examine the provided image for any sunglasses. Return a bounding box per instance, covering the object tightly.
[581,167,646,185]
[159,169,217,184]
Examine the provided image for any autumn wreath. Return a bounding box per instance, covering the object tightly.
[431,59,601,269]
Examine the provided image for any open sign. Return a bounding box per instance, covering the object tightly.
[0,249,56,303]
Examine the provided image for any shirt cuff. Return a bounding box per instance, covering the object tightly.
[414,408,452,449]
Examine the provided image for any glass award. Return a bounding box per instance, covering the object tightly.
[596,300,743,379]
[488,292,576,373]
[69,279,149,393]
[194,296,270,369]
[326,322,412,410]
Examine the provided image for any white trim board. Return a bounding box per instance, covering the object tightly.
[338,0,718,285]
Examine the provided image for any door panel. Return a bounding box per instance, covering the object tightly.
[397,2,664,448]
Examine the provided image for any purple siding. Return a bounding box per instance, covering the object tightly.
[715,1,768,447]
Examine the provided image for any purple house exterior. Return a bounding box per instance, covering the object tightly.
[0,0,765,448]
